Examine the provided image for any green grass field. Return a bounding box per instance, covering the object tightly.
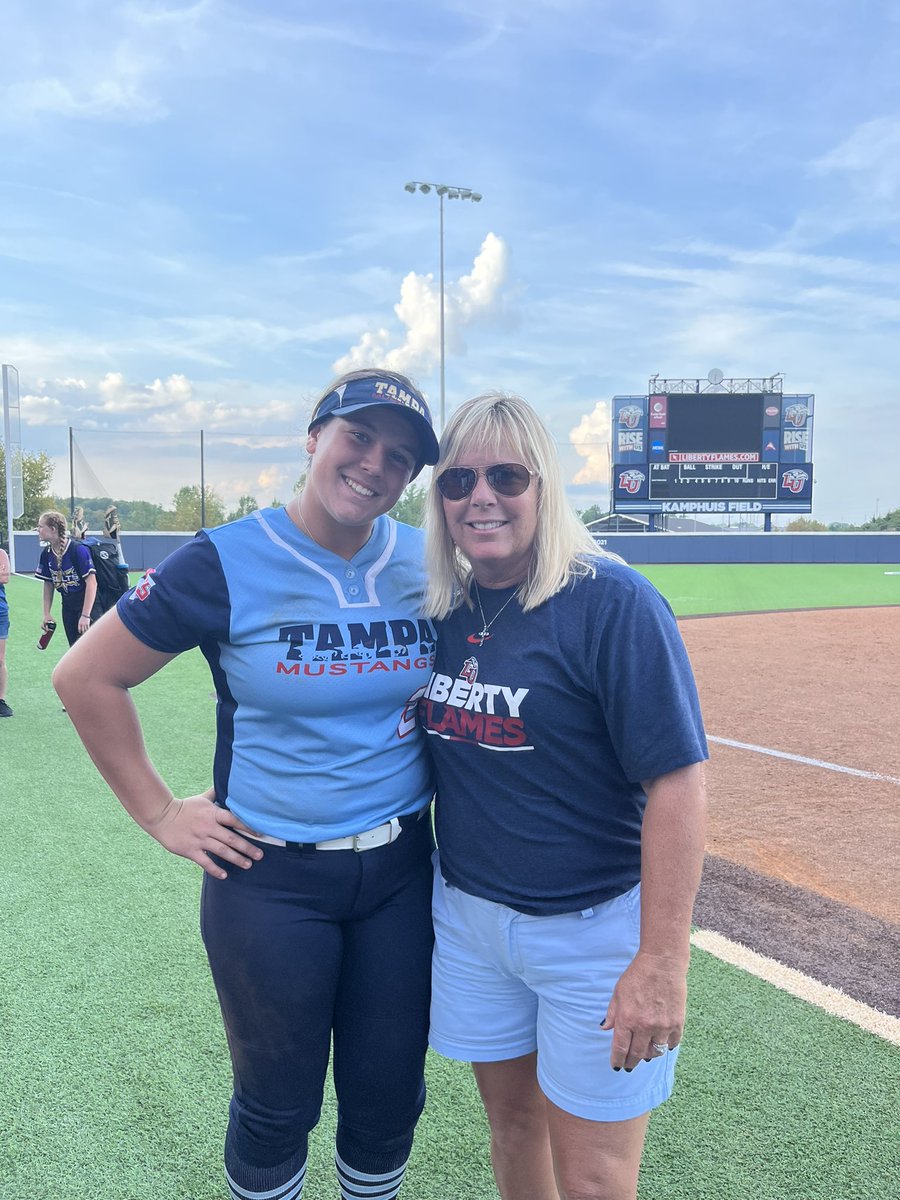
[635,562,900,615]
[2,569,898,1199]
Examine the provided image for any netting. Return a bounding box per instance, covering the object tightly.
[67,429,306,528]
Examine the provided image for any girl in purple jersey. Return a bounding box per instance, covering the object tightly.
[35,510,102,645]
[421,393,708,1200]
[53,370,440,1200]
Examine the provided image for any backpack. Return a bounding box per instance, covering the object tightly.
[82,536,130,614]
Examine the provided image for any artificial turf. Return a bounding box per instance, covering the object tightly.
[636,562,900,615]
[2,570,898,1198]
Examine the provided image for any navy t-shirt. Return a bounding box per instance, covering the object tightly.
[420,557,708,915]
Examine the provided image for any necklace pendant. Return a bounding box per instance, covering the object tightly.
[467,629,492,645]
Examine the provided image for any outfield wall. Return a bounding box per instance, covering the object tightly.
[593,532,900,564]
[11,529,900,573]
[12,531,192,574]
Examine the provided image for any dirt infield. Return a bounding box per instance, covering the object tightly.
[680,607,900,1013]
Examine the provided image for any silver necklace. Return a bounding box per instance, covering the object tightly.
[468,581,519,646]
[293,498,321,547]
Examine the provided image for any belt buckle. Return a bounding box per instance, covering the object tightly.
[352,826,380,852]
[352,818,399,852]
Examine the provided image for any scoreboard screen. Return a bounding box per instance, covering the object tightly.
[611,389,814,515]
[666,393,764,455]
[650,461,778,499]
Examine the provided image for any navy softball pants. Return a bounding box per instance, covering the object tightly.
[200,811,434,1172]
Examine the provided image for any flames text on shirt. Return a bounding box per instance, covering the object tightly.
[419,671,533,749]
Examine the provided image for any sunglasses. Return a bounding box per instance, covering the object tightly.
[437,462,535,501]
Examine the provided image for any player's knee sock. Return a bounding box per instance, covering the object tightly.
[335,1129,413,1200]
[224,1128,308,1200]
[335,1151,409,1200]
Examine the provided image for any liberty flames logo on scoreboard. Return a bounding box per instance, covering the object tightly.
[618,404,643,429]
[618,468,646,495]
[781,468,809,495]
[783,403,809,427]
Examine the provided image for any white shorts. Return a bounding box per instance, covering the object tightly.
[429,860,679,1121]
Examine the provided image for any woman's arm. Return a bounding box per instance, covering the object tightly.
[78,574,98,636]
[0,548,9,584]
[602,761,707,1069]
[53,610,263,879]
[42,580,55,625]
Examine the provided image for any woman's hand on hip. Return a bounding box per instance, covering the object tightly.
[149,792,264,879]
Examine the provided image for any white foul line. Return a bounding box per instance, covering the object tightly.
[707,736,900,786]
[691,928,900,1045]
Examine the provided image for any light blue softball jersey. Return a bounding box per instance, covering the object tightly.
[117,507,436,841]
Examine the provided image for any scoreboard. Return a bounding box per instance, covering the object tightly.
[611,389,814,515]
[650,461,779,499]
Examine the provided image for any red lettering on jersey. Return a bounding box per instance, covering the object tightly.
[502,718,526,747]
[482,715,504,742]
[434,705,462,737]
[457,711,484,738]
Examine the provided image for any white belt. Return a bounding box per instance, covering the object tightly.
[248,816,403,852]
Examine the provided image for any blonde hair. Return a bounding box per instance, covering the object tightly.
[39,510,68,540]
[424,392,607,618]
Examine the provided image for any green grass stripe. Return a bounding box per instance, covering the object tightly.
[635,563,900,615]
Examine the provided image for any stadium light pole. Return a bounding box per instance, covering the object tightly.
[404,181,483,430]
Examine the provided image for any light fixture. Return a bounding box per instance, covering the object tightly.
[403,179,485,429]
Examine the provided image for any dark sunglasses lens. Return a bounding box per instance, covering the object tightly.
[486,464,531,496]
[438,468,476,500]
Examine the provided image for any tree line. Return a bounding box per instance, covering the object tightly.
[2,443,898,535]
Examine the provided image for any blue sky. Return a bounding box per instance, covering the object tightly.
[2,0,899,523]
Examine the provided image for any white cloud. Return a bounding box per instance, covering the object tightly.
[257,465,288,495]
[812,117,900,203]
[332,233,511,378]
[19,394,69,426]
[675,310,768,360]
[569,401,612,487]
[33,376,88,393]
[93,372,193,415]
[7,75,165,122]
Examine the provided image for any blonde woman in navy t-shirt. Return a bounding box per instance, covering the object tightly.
[54,370,440,1200]
[421,393,708,1200]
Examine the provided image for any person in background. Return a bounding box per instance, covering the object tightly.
[35,511,102,646]
[420,392,708,1200]
[53,369,440,1200]
[72,506,88,539]
[103,505,127,566]
[0,545,11,716]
